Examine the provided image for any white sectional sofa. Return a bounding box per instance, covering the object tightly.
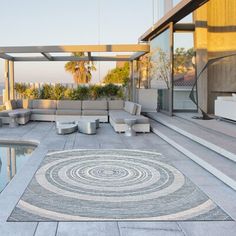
[82,100,108,123]
[0,99,150,133]
[31,99,57,121]
[0,99,31,124]
[215,94,236,121]
[109,101,150,133]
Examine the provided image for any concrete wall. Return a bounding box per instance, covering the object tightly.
[194,0,236,114]
[137,89,158,112]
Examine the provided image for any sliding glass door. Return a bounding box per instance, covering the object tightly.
[149,24,173,115]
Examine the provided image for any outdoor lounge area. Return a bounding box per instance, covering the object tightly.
[0,0,236,235]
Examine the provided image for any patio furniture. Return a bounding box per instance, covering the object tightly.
[30,99,57,121]
[8,111,19,128]
[124,118,137,137]
[56,123,78,135]
[215,94,236,121]
[79,117,99,129]
[109,101,150,133]
[82,100,108,123]
[1,99,150,133]
[0,99,31,125]
[78,120,96,135]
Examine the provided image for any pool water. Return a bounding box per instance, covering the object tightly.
[0,144,36,192]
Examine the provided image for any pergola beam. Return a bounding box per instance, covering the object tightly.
[0,53,14,61]
[129,51,147,61]
[41,52,54,61]
[13,56,134,62]
[0,44,150,54]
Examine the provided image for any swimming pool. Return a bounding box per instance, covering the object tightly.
[0,143,36,192]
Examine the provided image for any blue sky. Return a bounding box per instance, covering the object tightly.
[0,0,192,84]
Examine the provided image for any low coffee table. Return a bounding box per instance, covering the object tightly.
[55,118,99,135]
[124,118,136,137]
[78,120,97,135]
[56,122,78,135]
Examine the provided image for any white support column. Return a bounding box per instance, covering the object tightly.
[129,61,135,102]
[4,60,10,103]
[11,148,16,177]
[9,61,15,100]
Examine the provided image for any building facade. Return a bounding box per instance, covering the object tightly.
[138,0,236,115]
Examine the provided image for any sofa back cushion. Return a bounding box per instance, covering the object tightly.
[57,100,82,110]
[32,100,57,109]
[108,100,124,110]
[5,100,17,110]
[16,99,23,109]
[82,100,107,110]
[124,101,136,115]
[135,104,142,115]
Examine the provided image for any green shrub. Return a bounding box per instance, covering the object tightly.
[74,86,89,100]
[14,83,125,101]
[89,85,104,100]
[103,83,120,97]
[40,84,54,99]
[25,87,40,99]
[117,88,125,99]
[52,84,67,100]
[64,88,76,100]
[15,83,28,98]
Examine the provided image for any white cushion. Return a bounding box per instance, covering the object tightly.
[124,101,136,115]
[232,93,236,100]
[82,100,107,110]
[108,100,124,110]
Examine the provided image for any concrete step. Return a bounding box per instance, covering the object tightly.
[147,112,236,163]
[150,120,236,190]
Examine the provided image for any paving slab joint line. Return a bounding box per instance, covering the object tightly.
[176,222,188,236]
[117,222,122,236]
[54,222,59,236]
[120,227,183,232]
[32,222,39,236]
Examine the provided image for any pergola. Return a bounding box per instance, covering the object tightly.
[0,44,149,102]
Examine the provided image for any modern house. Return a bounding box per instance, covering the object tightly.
[136,0,236,116]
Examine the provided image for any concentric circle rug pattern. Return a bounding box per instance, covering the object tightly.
[8,149,231,221]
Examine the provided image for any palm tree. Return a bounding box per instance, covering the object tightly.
[65,52,96,85]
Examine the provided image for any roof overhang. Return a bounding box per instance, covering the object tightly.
[139,0,209,42]
[0,44,150,62]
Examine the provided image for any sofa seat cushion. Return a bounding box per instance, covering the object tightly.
[124,101,136,115]
[32,100,57,109]
[31,109,56,115]
[0,111,10,117]
[56,110,82,115]
[108,100,124,110]
[57,100,82,110]
[10,109,31,117]
[82,110,108,116]
[82,100,107,110]
[109,110,149,124]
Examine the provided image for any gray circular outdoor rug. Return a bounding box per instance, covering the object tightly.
[8,149,231,221]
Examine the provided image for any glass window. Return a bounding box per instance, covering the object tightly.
[149,27,172,113]
[173,32,197,111]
